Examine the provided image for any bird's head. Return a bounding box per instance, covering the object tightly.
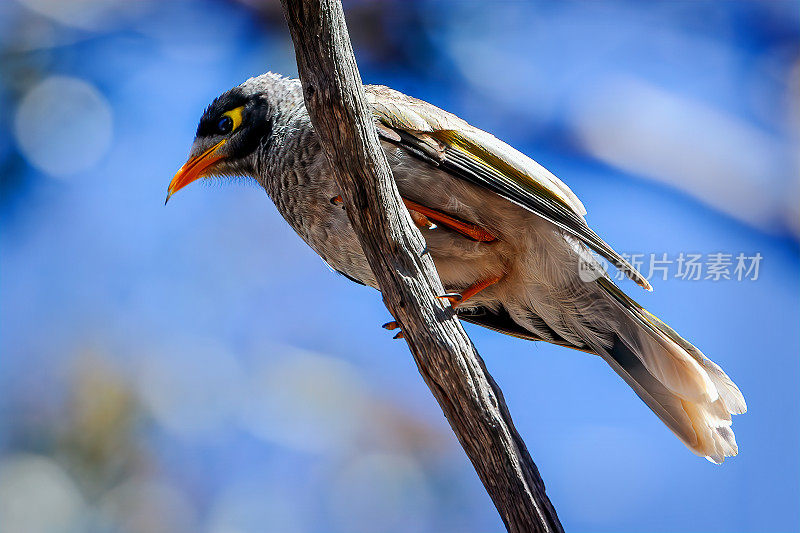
[166,73,292,204]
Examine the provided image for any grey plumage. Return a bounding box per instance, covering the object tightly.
[173,72,746,463]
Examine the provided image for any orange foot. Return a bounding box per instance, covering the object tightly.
[409,209,437,230]
[382,320,404,339]
[439,275,503,308]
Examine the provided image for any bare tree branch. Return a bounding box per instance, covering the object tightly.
[279,1,563,531]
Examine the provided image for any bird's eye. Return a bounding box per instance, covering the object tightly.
[217,116,233,134]
[220,106,244,135]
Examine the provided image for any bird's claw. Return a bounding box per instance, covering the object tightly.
[437,293,463,306]
[382,321,404,340]
[409,209,437,230]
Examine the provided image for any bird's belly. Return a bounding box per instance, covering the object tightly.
[305,206,507,293]
[277,180,508,293]
[269,142,520,296]
[288,190,377,287]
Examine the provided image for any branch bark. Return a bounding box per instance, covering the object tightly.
[280,1,563,531]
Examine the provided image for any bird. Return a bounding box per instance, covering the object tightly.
[167,72,745,463]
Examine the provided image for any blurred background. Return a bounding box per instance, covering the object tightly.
[1,1,798,532]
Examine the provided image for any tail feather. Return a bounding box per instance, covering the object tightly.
[641,308,747,415]
[602,336,698,445]
[611,308,718,404]
[596,278,745,463]
[602,338,738,463]
[459,274,746,462]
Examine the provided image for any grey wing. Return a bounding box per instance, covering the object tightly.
[367,85,651,291]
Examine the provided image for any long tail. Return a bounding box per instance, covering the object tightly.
[596,277,746,463]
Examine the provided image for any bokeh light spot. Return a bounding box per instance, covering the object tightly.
[14,76,112,179]
[0,454,85,533]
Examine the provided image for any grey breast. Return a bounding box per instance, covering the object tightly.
[259,95,518,293]
[263,111,377,287]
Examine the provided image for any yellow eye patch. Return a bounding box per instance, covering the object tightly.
[223,106,244,132]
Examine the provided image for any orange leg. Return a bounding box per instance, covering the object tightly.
[332,195,493,242]
[440,275,503,308]
[402,199,496,242]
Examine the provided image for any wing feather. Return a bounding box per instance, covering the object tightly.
[367,85,651,290]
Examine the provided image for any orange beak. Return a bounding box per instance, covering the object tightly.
[165,139,227,204]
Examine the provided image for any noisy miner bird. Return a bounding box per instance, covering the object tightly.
[167,73,745,463]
